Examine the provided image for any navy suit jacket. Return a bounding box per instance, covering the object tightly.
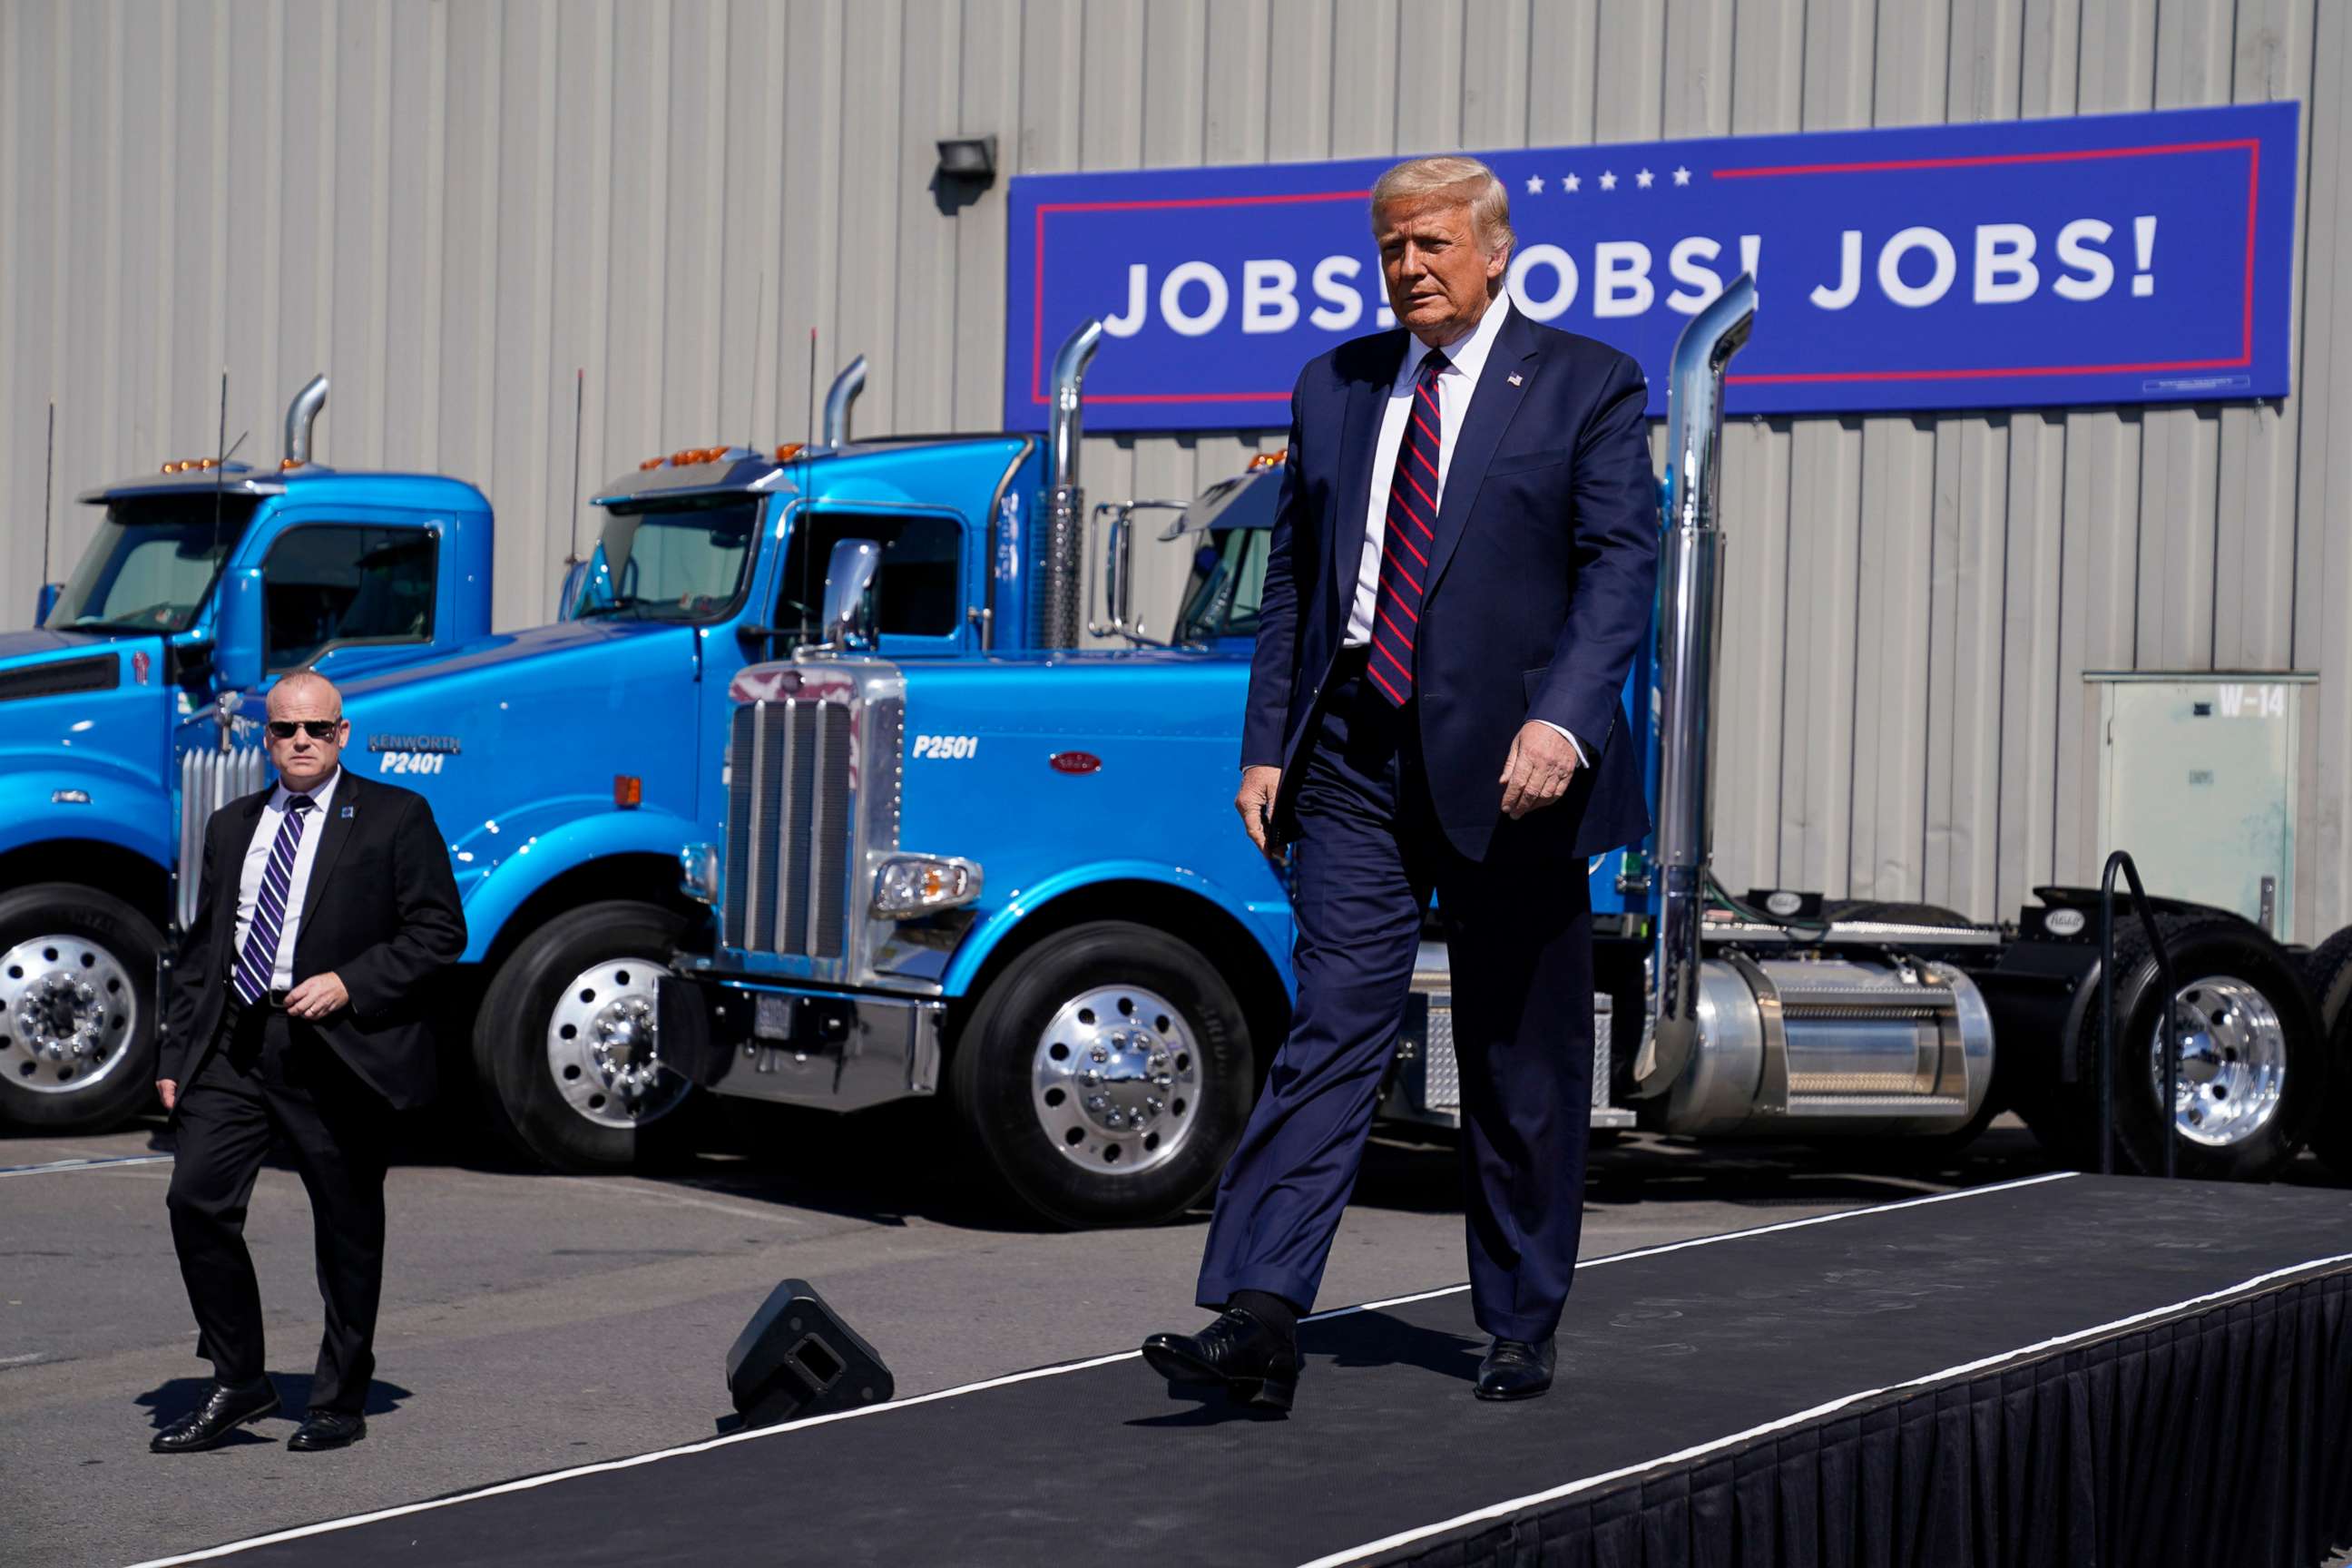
[1242,302,1660,862]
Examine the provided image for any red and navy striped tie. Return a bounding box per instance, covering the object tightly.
[232,794,315,1005]
[1367,348,1448,707]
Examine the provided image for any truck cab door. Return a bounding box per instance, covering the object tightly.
[765,505,977,661]
[249,511,450,686]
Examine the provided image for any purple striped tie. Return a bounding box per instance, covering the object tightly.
[232,794,315,1006]
[1367,349,1447,707]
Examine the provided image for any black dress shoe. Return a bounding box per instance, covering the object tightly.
[1141,1308,1301,1412]
[151,1378,279,1453]
[287,1411,367,1451]
[1474,1337,1557,1401]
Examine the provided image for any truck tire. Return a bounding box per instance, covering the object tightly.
[950,921,1253,1228]
[0,884,161,1132]
[2297,926,2352,1179]
[475,900,698,1172]
[2073,916,2322,1181]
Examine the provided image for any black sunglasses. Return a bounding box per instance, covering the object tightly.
[265,719,343,740]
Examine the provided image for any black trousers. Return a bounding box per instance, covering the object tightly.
[1196,662,1595,1342]
[166,1005,391,1415]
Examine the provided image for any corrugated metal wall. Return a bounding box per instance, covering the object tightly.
[4,0,2346,936]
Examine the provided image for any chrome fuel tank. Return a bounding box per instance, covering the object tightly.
[1663,956,1994,1138]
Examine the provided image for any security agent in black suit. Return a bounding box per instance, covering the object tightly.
[1143,155,1659,1410]
[152,671,465,1454]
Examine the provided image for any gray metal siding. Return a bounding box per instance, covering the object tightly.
[3,0,2345,935]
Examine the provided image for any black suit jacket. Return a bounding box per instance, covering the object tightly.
[162,770,466,1109]
[1242,302,1660,861]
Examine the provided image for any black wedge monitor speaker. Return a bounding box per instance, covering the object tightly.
[725,1279,894,1427]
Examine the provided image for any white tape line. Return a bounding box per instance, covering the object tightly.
[0,1153,172,1179]
[120,1171,2073,1566]
[1298,1247,2352,1568]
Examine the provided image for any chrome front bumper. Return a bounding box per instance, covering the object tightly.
[656,974,942,1113]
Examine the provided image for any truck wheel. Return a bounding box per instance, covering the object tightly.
[0,884,160,1132]
[475,901,697,1172]
[950,921,1253,1228]
[2297,926,2352,1179]
[2080,916,2322,1181]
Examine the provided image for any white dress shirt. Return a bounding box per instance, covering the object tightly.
[232,767,342,991]
[1342,293,1587,761]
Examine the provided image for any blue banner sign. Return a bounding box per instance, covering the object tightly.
[1004,103,2297,432]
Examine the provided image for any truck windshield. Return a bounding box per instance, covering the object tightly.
[46,496,260,633]
[1173,525,1270,644]
[577,495,760,622]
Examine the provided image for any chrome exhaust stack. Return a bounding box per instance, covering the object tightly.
[1039,318,1104,651]
[822,355,867,447]
[1632,275,1756,1099]
[283,374,328,467]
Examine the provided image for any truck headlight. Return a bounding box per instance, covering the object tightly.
[678,842,720,906]
[871,855,982,919]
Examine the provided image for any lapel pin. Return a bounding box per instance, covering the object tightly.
[340,805,356,818]
[1507,372,1524,387]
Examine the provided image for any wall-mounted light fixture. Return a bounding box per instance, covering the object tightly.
[935,134,997,188]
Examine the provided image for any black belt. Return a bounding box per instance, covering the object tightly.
[224,985,292,1019]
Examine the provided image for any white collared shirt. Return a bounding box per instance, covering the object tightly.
[1342,293,1586,760]
[1344,290,1514,647]
[232,767,343,990]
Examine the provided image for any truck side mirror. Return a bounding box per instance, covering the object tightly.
[34,583,62,627]
[818,539,882,652]
[209,566,266,692]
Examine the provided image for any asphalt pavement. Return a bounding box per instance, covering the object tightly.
[0,1104,2335,1568]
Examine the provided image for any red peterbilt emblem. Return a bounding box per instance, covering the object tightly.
[131,651,151,684]
[1049,750,1101,775]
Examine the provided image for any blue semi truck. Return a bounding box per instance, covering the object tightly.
[1,378,497,1133]
[662,289,2352,1227]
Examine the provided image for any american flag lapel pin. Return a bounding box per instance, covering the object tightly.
[1507,372,1524,387]
[340,804,356,818]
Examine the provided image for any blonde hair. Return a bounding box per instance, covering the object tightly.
[1369,155,1514,254]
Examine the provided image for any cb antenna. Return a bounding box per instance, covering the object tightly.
[805,326,818,449]
[39,398,54,603]
[566,368,584,564]
[748,272,765,455]
[210,369,229,572]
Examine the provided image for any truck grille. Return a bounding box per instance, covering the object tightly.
[724,698,855,959]
[177,739,270,929]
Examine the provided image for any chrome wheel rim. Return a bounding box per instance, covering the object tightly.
[2149,975,2288,1149]
[1032,983,1203,1177]
[0,934,139,1095]
[545,956,691,1129]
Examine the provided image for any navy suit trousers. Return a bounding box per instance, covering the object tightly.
[1195,662,1594,1343]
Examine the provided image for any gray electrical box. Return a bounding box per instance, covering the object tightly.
[2091,673,2311,940]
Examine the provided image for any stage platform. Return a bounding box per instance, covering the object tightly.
[137,1172,2352,1568]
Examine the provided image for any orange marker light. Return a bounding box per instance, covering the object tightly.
[774,443,803,462]
[1246,448,1289,471]
[613,774,642,808]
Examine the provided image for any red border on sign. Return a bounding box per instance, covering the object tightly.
[1025,139,2265,405]
[1030,190,1369,406]
[1712,138,2261,385]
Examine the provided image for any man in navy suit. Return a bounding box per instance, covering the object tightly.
[1143,155,1658,1409]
